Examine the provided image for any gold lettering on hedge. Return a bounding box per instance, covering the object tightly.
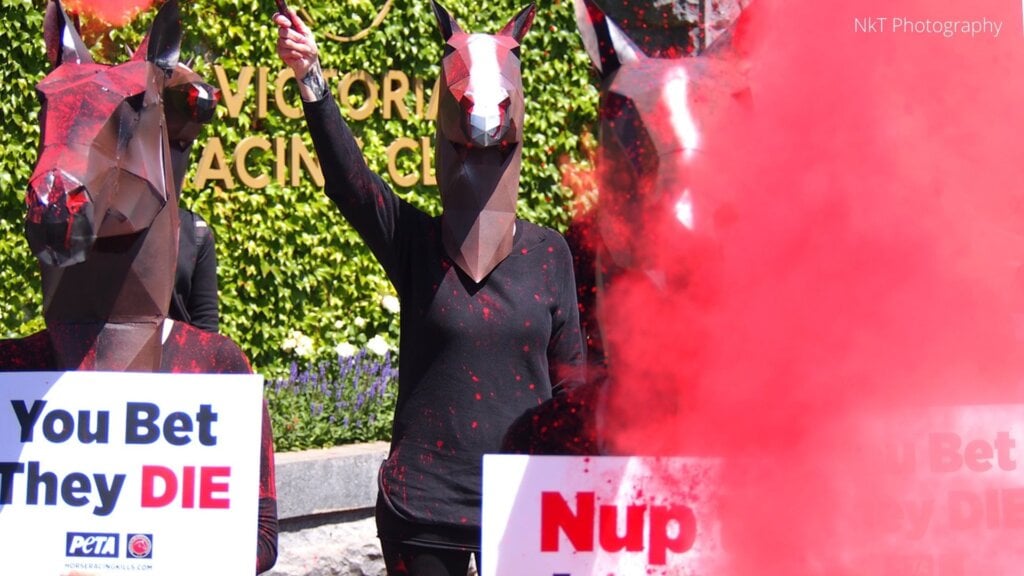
[421,136,436,186]
[274,68,302,120]
[194,136,323,190]
[427,76,440,121]
[199,66,442,189]
[338,71,378,121]
[386,137,418,187]
[291,135,323,187]
[194,137,235,189]
[195,134,433,189]
[236,137,272,188]
[213,65,436,122]
[414,78,425,118]
[321,0,394,44]
[275,137,287,186]
[382,137,436,187]
[257,67,270,119]
[383,70,410,120]
[218,66,254,118]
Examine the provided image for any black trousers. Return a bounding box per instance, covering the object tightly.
[376,493,482,575]
[380,540,481,576]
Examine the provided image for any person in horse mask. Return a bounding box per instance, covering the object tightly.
[0,1,277,570]
[274,3,584,574]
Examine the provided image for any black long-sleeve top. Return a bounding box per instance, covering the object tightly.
[304,95,585,547]
[169,207,219,332]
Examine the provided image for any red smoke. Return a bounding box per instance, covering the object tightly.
[587,0,1024,572]
[64,0,154,26]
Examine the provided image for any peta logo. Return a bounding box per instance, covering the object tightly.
[66,532,119,558]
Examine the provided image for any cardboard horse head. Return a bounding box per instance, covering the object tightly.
[431,1,535,283]
[571,0,752,363]
[25,0,185,370]
[574,0,751,272]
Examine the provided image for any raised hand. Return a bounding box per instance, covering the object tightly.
[273,10,327,101]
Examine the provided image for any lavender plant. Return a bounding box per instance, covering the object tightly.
[266,348,398,451]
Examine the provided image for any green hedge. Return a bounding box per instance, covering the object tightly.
[0,0,597,377]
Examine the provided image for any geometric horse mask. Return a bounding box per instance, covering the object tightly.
[27,0,184,370]
[431,1,535,283]
[573,0,752,274]
[572,0,752,364]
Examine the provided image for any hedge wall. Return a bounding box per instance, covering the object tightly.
[0,0,597,375]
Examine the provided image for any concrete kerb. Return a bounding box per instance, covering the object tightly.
[275,441,389,520]
[268,442,481,576]
[265,442,390,576]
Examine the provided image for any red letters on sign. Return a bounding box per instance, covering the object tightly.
[141,465,231,509]
[539,491,697,565]
[649,504,697,564]
[541,492,594,552]
[200,466,231,509]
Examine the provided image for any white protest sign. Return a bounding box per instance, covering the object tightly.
[857,404,1024,574]
[482,455,722,576]
[483,405,1024,575]
[0,371,263,576]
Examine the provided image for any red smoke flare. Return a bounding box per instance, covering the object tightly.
[582,0,1024,573]
[64,0,155,27]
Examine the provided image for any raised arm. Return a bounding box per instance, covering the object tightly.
[273,10,410,279]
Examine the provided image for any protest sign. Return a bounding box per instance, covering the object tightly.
[482,455,722,576]
[0,371,263,576]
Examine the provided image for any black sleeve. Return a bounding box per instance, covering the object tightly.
[185,217,219,332]
[500,382,601,455]
[302,95,409,284]
[256,400,278,573]
[548,233,587,395]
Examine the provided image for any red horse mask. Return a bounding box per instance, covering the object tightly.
[25,0,203,370]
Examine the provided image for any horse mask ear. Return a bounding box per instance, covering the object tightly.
[44,0,93,69]
[572,0,641,79]
[132,0,182,73]
[498,3,536,43]
[430,0,463,41]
